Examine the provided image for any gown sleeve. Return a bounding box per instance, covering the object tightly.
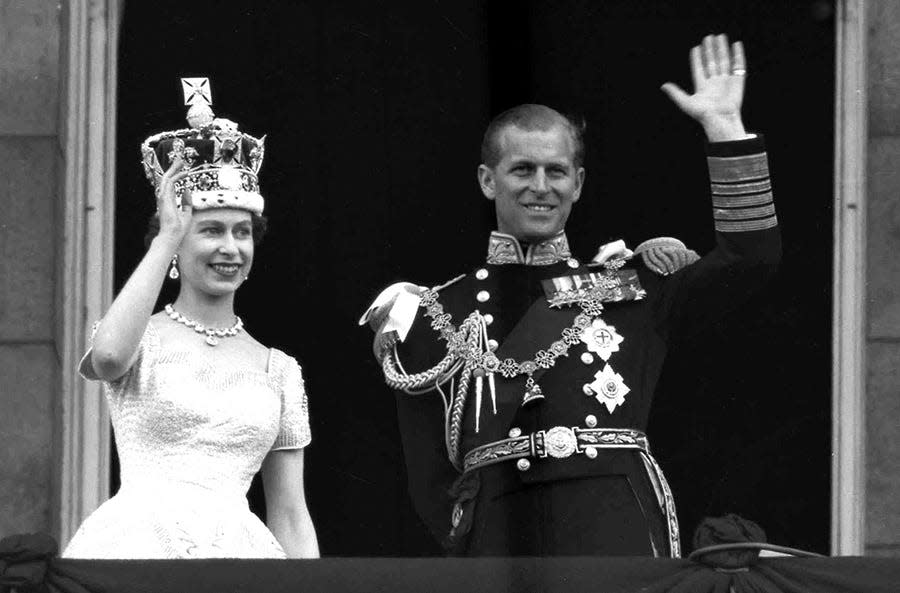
[270,350,312,451]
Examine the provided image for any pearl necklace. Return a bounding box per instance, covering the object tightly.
[164,304,243,346]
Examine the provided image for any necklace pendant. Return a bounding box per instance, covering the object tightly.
[205,335,220,346]
[521,382,545,407]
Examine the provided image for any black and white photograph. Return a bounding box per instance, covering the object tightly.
[0,1,898,591]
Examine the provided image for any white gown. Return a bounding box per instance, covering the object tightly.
[63,321,311,559]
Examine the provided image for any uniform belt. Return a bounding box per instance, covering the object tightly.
[463,427,649,473]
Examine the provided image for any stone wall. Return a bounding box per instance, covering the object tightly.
[0,0,61,537]
[866,0,900,559]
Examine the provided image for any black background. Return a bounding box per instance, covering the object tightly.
[116,0,835,555]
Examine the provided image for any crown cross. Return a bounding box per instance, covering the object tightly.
[141,77,266,215]
[181,77,212,107]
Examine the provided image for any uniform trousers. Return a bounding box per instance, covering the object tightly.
[462,460,671,556]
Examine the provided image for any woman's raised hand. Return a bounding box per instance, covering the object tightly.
[156,156,193,244]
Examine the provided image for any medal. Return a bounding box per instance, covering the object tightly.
[586,364,631,413]
[580,318,624,361]
[542,269,646,308]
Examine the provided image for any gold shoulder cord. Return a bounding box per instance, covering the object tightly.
[380,286,486,470]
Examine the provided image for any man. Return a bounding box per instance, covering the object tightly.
[362,34,780,557]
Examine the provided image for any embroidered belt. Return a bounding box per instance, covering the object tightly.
[460,426,683,558]
[463,427,648,473]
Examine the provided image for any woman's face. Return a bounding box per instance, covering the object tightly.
[177,208,254,297]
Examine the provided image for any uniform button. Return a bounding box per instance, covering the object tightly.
[567,258,580,269]
[488,339,499,351]
[585,414,598,428]
[476,268,489,280]
[585,446,598,459]
[516,459,531,471]
[484,314,494,325]
[581,352,594,365]
[476,290,490,303]
[508,427,522,438]
[583,384,594,396]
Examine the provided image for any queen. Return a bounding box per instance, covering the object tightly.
[63,79,319,559]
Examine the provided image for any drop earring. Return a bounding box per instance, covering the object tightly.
[168,254,180,280]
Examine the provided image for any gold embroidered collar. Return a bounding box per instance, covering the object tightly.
[486,231,572,266]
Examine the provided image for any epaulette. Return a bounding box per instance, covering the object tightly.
[432,273,466,293]
[632,236,700,276]
[633,237,687,254]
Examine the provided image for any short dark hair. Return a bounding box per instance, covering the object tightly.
[144,211,269,249]
[480,104,586,169]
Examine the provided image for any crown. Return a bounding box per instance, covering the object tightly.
[141,78,267,215]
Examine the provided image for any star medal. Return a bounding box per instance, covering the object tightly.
[580,318,624,361]
[586,364,631,413]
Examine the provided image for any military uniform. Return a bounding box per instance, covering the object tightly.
[373,136,780,557]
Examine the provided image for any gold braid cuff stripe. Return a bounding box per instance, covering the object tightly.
[707,152,768,182]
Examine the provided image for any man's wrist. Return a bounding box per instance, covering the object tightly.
[702,113,751,142]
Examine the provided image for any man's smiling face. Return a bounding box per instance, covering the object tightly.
[478,124,585,243]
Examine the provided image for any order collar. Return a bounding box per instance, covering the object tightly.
[486,231,572,266]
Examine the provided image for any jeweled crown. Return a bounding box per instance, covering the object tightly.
[141,78,266,214]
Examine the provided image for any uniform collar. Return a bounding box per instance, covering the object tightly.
[486,231,572,266]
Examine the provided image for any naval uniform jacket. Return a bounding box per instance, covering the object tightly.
[388,136,780,556]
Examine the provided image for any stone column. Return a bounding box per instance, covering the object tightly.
[866,0,900,559]
[55,0,119,547]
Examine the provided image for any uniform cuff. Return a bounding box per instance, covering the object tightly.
[706,133,766,156]
[707,134,777,233]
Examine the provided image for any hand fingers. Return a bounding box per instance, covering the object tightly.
[159,156,185,187]
[732,40,747,75]
[660,82,691,111]
[715,34,730,75]
[157,158,184,203]
[180,187,193,211]
[157,168,192,212]
[689,46,704,89]
[702,35,716,77]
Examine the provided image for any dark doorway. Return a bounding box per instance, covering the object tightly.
[114,0,834,555]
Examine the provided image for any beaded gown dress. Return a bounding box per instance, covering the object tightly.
[63,320,311,559]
